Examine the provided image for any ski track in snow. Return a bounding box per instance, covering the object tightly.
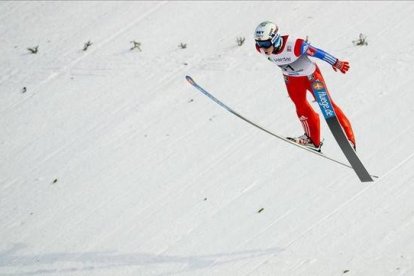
[381,151,414,180]
[9,62,184,274]
[245,152,414,275]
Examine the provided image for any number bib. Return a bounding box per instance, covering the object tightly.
[265,36,316,77]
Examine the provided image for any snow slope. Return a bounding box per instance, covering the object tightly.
[1,1,414,275]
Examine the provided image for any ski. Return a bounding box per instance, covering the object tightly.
[186,75,377,179]
[311,80,374,182]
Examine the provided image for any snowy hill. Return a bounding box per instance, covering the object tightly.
[1,1,414,275]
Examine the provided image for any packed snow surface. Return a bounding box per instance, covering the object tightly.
[1,1,414,275]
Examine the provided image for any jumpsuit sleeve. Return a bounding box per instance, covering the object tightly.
[299,40,338,66]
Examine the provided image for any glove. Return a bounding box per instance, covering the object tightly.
[332,60,350,74]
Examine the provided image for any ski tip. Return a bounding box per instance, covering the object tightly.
[185,75,194,84]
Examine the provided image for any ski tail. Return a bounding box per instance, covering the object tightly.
[312,80,374,182]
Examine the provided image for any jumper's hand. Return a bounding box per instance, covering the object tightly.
[333,60,350,74]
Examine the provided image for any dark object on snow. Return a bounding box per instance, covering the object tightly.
[27,46,39,54]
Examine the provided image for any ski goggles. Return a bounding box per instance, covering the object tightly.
[256,39,273,49]
[256,34,282,49]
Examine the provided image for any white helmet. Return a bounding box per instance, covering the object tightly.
[254,21,282,49]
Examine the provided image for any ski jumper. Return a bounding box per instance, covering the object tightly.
[256,35,355,147]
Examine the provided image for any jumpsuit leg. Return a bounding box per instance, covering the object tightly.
[285,75,321,147]
[311,67,356,146]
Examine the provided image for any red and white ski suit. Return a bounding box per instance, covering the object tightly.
[256,35,355,147]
